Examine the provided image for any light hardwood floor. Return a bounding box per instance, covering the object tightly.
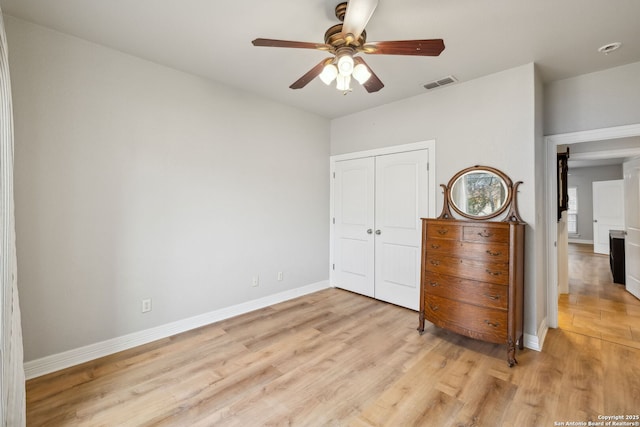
[559,243,640,350]
[26,247,640,426]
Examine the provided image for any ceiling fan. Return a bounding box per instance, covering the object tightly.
[252,0,445,93]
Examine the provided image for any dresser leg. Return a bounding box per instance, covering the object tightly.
[507,337,518,367]
[417,312,425,335]
[518,334,524,350]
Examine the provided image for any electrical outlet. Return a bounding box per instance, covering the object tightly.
[252,276,259,287]
[277,271,283,281]
[141,298,152,313]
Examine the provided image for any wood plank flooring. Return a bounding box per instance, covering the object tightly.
[559,243,640,350]
[26,248,640,425]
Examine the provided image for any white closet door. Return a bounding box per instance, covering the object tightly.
[374,150,428,310]
[592,180,625,255]
[334,157,375,297]
[624,159,640,300]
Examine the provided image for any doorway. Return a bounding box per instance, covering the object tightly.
[546,123,640,328]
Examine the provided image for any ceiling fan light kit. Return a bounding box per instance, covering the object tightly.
[319,64,339,85]
[352,63,372,84]
[336,74,352,92]
[251,0,445,94]
[337,49,355,75]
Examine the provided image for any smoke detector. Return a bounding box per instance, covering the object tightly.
[598,42,622,54]
[424,75,457,90]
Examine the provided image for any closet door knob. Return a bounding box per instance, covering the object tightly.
[366,229,373,234]
[375,230,382,235]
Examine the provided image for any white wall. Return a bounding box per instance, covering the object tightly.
[331,64,544,340]
[6,17,330,362]
[545,61,640,135]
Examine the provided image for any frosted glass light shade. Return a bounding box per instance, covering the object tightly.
[337,54,354,76]
[336,74,351,91]
[352,63,372,84]
[319,64,338,85]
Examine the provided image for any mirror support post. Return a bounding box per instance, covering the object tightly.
[505,181,524,223]
[437,184,453,219]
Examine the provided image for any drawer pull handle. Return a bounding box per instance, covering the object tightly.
[430,260,441,266]
[484,320,500,328]
[431,244,441,249]
[485,250,502,256]
[429,281,439,287]
[428,303,440,312]
[484,294,500,301]
[485,269,502,276]
[437,229,448,235]
[478,230,493,238]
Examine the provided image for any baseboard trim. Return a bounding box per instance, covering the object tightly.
[524,317,548,352]
[24,280,330,380]
[568,238,593,245]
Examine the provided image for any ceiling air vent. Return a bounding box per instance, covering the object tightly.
[424,75,457,90]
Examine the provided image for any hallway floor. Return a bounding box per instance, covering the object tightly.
[559,243,640,350]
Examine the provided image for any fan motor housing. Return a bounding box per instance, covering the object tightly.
[324,24,367,48]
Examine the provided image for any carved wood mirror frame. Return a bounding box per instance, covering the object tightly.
[438,165,523,222]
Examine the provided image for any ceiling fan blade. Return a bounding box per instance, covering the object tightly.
[354,56,384,93]
[362,39,445,56]
[290,58,334,90]
[252,38,331,51]
[342,0,379,41]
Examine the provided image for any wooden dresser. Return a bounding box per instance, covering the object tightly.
[418,166,525,366]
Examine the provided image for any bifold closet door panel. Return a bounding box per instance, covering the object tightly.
[373,150,429,310]
[333,157,375,297]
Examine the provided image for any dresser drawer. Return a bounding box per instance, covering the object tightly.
[463,225,510,244]
[426,223,462,241]
[424,294,508,342]
[424,272,508,310]
[425,255,509,285]
[425,239,509,263]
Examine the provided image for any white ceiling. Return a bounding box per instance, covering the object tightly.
[565,136,640,169]
[2,0,640,119]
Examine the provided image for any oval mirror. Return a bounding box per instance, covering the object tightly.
[448,167,512,219]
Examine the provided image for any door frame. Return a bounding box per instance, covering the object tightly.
[329,140,437,286]
[623,157,640,299]
[545,123,640,328]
